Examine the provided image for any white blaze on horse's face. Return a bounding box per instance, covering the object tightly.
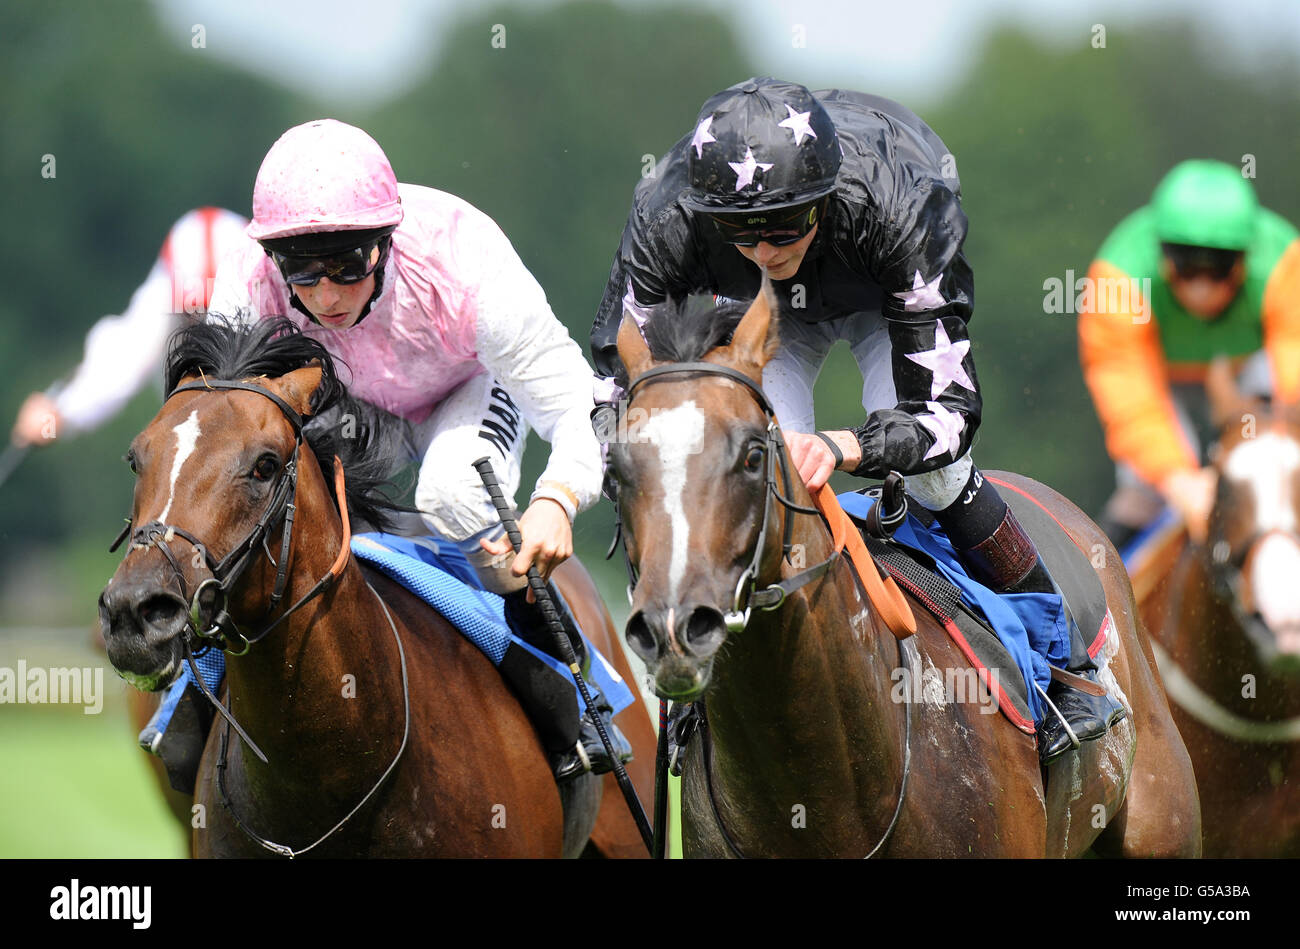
[1223,431,1300,534]
[156,410,202,524]
[1224,431,1300,647]
[639,400,706,604]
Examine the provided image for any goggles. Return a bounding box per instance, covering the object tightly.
[272,240,385,287]
[1162,243,1243,282]
[711,200,822,247]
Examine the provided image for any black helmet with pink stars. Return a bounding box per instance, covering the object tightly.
[682,77,841,216]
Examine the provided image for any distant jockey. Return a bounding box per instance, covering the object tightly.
[10,208,248,447]
[1078,160,1300,548]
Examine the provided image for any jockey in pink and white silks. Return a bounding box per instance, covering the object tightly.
[206,119,628,780]
[10,208,247,447]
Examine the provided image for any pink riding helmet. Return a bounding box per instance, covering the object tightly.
[246,119,404,241]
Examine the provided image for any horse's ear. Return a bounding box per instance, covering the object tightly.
[718,271,779,374]
[273,363,325,418]
[1205,356,1249,430]
[617,311,655,383]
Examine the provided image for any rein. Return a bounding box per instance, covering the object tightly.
[215,580,411,858]
[622,359,912,857]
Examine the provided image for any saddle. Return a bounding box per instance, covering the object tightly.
[835,477,1112,733]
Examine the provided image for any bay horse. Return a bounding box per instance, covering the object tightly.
[1132,360,1300,857]
[99,317,653,857]
[610,287,1201,857]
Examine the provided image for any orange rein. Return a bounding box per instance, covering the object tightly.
[810,483,916,638]
[327,454,352,582]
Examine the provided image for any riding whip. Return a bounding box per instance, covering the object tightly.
[473,456,654,854]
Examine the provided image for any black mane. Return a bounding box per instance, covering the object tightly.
[617,296,764,387]
[165,314,412,532]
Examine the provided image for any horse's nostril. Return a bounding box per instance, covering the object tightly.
[625,612,658,662]
[139,594,184,630]
[682,606,727,658]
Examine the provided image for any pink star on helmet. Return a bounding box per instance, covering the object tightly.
[917,401,965,461]
[892,269,946,312]
[691,115,717,159]
[778,105,818,146]
[728,147,774,191]
[904,319,975,399]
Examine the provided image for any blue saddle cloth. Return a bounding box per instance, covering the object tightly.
[145,533,634,741]
[838,492,1070,723]
[350,532,634,717]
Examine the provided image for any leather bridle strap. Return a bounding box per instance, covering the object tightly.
[625,361,831,630]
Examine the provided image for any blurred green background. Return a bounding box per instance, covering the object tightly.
[1,0,1297,857]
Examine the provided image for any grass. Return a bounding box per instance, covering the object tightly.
[0,626,189,858]
[0,626,679,859]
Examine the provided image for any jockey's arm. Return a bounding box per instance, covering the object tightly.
[27,260,179,443]
[1078,258,1200,488]
[836,175,983,486]
[1262,237,1300,404]
[470,234,603,583]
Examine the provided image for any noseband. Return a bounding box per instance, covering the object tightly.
[624,361,840,631]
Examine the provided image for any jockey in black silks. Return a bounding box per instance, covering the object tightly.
[590,77,1126,763]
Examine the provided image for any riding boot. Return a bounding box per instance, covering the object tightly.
[501,587,633,781]
[930,467,1126,763]
[1033,590,1128,764]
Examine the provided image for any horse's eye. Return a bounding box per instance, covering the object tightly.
[744,446,765,472]
[252,456,279,481]
[124,450,138,474]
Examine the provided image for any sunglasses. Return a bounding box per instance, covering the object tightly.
[711,201,822,247]
[1162,244,1242,282]
[272,241,385,287]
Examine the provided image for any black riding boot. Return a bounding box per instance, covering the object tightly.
[930,466,1126,763]
[501,587,633,781]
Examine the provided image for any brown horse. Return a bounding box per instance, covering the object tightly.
[1133,361,1300,857]
[610,288,1201,857]
[99,318,652,857]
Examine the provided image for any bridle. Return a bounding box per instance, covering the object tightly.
[111,377,353,755]
[618,359,912,858]
[110,379,352,659]
[623,361,841,631]
[111,376,409,856]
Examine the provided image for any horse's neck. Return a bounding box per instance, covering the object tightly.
[222,478,406,769]
[1173,553,1300,719]
[705,505,905,798]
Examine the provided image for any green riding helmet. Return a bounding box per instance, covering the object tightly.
[1152,159,1259,251]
